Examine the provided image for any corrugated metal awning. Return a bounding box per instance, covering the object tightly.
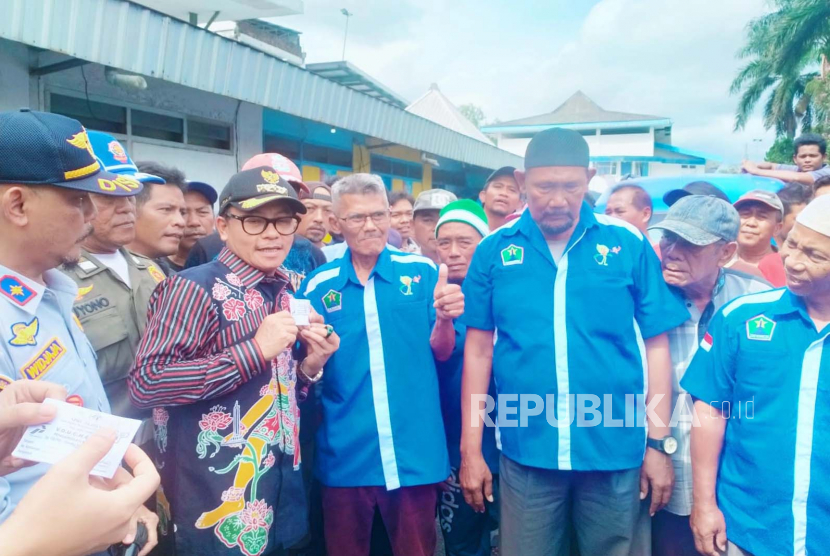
[0,0,522,170]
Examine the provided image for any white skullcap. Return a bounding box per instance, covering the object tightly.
[795,194,830,238]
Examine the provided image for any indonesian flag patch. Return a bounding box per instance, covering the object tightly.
[701,332,713,352]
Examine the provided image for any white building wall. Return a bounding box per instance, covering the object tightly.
[496,129,655,159]
[0,40,38,111]
[590,131,654,157]
[648,162,705,177]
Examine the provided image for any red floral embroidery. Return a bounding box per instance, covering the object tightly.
[226,273,243,287]
[263,452,276,469]
[152,407,169,426]
[222,298,247,321]
[212,283,231,301]
[199,410,232,432]
[240,499,270,529]
[244,289,264,311]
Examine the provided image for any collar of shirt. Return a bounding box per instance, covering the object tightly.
[75,248,148,278]
[507,202,598,267]
[766,288,818,328]
[217,247,289,289]
[0,263,78,316]
[329,247,397,290]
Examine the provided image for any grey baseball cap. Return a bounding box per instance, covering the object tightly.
[413,188,457,213]
[733,189,784,216]
[649,195,739,246]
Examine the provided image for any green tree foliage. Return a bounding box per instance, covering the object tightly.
[764,136,795,163]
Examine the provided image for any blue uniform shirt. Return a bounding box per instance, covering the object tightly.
[300,248,450,490]
[436,321,499,471]
[460,204,688,471]
[0,265,110,523]
[682,288,830,556]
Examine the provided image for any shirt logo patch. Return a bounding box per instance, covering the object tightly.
[0,374,12,391]
[21,337,67,380]
[746,315,776,341]
[108,140,128,163]
[75,284,94,301]
[0,275,36,306]
[147,265,165,284]
[500,245,524,266]
[322,289,342,313]
[399,275,421,296]
[594,244,621,266]
[9,317,39,347]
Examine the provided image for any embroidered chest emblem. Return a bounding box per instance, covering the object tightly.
[9,317,39,347]
[594,244,621,266]
[322,289,342,312]
[500,245,524,266]
[746,315,776,341]
[399,275,421,296]
[147,265,165,284]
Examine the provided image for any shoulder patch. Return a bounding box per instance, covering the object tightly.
[0,275,36,307]
[0,374,12,391]
[147,265,165,284]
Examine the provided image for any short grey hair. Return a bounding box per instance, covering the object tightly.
[331,173,388,211]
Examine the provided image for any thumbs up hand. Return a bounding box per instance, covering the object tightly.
[433,263,465,321]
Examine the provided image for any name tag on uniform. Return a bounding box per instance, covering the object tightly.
[12,398,141,478]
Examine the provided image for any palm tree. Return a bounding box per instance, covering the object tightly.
[731,0,830,137]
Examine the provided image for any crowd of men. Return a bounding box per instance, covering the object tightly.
[0,107,828,556]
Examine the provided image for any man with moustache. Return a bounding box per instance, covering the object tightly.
[0,109,158,553]
[299,173,463,556]
[646,196,769,556]
[683,195,830,556]
[135,162,218,274]
[460,127,688,556]
[131,161,187,270]
[389,191,419,253]
[478,166,521,231]
[298,182,334,249]
[130,166,338,555]
[727,190,785,286]
[64,132,168,447]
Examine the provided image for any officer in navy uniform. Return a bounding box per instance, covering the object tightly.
[0,109,159,552]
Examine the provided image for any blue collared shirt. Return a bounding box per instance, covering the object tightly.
[299,247,450,489]
[461,204,688,471]
[0,264,109,523]
[682,288,830,556]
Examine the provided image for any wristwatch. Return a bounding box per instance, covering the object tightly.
[647,435,678,455]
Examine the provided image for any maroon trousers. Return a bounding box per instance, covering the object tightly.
[322,484,439,556]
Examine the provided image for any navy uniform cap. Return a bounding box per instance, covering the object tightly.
[524,127,590,169]
[219,166,307,215]
[0,109,142,196]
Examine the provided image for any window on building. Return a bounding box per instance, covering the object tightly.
[49,93,232,152]
[594,162,617,176]
[132,110,184,143]
[263,135,301,160]
[50,93,127,134]
[188,118,231,150]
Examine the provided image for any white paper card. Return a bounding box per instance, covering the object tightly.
[12,398,141,478]
[290,298,311,326]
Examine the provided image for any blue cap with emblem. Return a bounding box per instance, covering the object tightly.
[87,130,164,185]
[0,109,142,196]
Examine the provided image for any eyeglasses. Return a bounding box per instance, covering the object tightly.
[225,213,300,236]
[339,211,390,227]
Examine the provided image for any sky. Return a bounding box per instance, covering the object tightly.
[274,0,777,164]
